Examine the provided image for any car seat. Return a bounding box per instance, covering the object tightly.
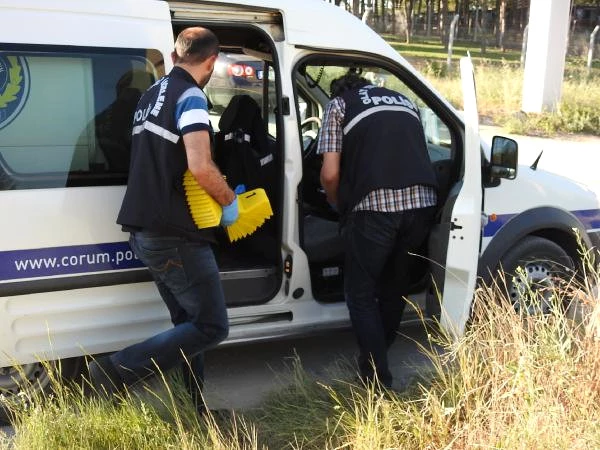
[215,95,276,198]
[214,94,278,262]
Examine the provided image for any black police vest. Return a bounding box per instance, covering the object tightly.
[337,85,438,216]
[117,67,214,242]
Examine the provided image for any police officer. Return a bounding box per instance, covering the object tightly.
[89,27,238,414]
[317,71,438,390]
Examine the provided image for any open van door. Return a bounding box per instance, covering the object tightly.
[437,57,482,338]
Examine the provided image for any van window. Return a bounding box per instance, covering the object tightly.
[0,46,163,189]
[205,51,277,138]
[296,59,459,299]
[299,64,453,162]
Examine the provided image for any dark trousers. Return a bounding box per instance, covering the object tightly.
[341,207,435,387]
[109,231,229,410]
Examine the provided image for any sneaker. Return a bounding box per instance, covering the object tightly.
[88,355,124,397]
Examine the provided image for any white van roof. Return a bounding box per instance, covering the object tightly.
[0,0,171,49]
[206,0,403,61]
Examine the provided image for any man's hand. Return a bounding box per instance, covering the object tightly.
[220,196,239,226]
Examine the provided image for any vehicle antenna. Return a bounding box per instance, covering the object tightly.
[530,150,543,170]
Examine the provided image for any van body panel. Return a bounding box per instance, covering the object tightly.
[481,168,600,254]
[1,188,126,252]
[483,168,599,220]
[0,283,167,366]
[0,280,352,366]
[0,1,172,53]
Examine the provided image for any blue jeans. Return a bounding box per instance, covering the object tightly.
[109,232,228,405]
[342,207,435,387]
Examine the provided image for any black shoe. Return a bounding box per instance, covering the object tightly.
[88,355,124,398]
[352,374,408,397]
[384,376,414,398]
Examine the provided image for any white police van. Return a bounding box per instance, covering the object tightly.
[1,0,599,407]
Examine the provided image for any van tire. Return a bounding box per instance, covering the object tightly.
[498,236,575,315]
[0,357,82,423]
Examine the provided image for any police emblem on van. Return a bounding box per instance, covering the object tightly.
[0,55,30,130]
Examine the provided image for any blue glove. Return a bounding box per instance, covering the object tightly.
[234,184,246,195]
[221,196,239,226]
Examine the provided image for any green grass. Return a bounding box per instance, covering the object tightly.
[3,252,600,448]
[382,35,600,137]
[384,34,523,65]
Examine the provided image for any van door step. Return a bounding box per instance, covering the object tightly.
[221,266,279,307]
[220,267,275,280]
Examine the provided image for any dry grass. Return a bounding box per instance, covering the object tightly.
[420,59,600,136]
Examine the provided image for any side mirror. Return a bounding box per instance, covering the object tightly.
[490,136,518,179]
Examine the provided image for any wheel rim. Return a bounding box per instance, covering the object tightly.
[508,262,557,315]
[0,362,51,395]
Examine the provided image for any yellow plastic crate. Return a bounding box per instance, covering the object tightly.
[183,170,273,241]
[226,188,273,242]
[183,170,221,228]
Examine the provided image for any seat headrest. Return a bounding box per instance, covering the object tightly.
[218,95,262,132]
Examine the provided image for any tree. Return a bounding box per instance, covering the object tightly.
[496,0,507,50]
[399,0,417,42]
[426,0,433,36]
[439,0,449,46]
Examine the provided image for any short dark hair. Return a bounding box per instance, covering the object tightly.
[329,70,370,98]
[173,27,219,64]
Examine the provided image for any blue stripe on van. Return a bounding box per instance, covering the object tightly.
[574,208,600,231]
[482,209,600,238]
[2,209,599,283]
[482,213,516,237]
[0,242,144,282]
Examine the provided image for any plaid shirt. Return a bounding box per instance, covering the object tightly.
[316,96,437,212]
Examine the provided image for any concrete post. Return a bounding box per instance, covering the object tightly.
[522,0,571,113]
[362,5,373,25]
[588,25,599,72]
[447,15,460,69]
[520,25,528,68]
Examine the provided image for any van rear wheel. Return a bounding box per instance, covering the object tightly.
[0,358,82,423]
[499,236,575,315]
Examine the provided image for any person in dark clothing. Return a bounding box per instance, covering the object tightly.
[89,27,239,414]
[317,71,438,390]
[72,70,152,176]
[93,70,150,172]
